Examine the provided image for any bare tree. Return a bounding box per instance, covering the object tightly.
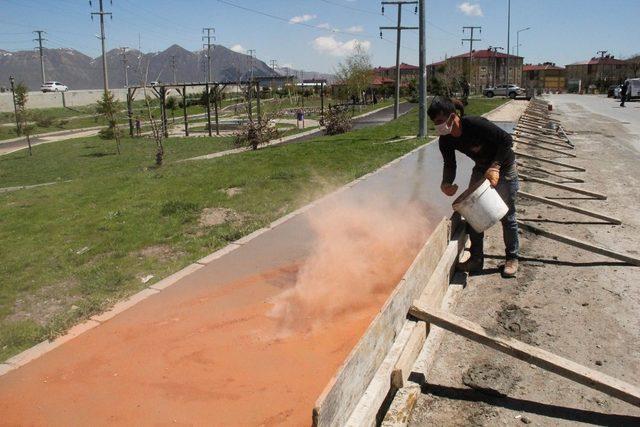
[14,83,34,156]
[335,43,374,103]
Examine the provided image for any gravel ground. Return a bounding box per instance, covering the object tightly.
[408,95,640,426]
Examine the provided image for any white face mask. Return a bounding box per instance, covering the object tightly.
[435,113,455,136]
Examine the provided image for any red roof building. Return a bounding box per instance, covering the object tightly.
[565,54,632,89]
[522,62,566,92]
[373,63,419,85]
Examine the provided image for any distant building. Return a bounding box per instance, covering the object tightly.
[373,63,419,85]
[565,54,632,91]
[521,63,566,93]
[427,49,524,92]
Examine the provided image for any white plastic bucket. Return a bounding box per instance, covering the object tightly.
[452,179,509,233]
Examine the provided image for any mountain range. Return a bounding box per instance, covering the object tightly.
[0,44,333,91]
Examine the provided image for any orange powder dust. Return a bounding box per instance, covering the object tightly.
[0,197,431,426]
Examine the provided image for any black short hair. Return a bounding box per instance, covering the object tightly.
[427,96,465,120]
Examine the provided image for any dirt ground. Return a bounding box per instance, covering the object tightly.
[409,96,640,426]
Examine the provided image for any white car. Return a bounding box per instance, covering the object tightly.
[41,81,68,92]
[483,84,525,99]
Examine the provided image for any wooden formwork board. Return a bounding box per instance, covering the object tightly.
[312,217,454,427]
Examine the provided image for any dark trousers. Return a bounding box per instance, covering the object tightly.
[620,93,626,107]
[468,164,520,260]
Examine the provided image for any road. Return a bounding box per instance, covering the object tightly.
[545,94,640,136]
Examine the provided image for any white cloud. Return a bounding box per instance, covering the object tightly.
[289,14,317,24]
[312,36,371,56]
[230,44,244,53]
[458,2,483,17]
[345,25,364,33]
[317,22,332,29]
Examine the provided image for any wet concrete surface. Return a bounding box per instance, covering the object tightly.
[0,114,473,425]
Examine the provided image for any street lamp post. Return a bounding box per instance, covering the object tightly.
[516,27,531,84]
[9,76,20,136]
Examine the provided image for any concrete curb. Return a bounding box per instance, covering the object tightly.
[0,100,510,377]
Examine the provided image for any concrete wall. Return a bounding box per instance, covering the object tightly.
[0,89,129,112]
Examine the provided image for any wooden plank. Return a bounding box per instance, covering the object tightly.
[381,384,421,427]
[519,174,607,200]
[517,221,640,266]
[514,151,586,172]
[391,322,428,389]
[312,218,451,427]
[345,321,418,427]
[517,162,584,183]
[518,191,621,224]
[514,133,575,150]
[408,304,640,407]
[515,139,577,157]
[346,226,467,427]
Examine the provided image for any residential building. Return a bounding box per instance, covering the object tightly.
[565,54,632,91]
[427,49,524,92]
[521,63,566,93]
[373,63,419,85]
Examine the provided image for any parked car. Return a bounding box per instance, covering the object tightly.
[150,81,160,86]
[607,85,619,98]
[625,78,640,100]
[40,81,68,92]
[483,84,524,99]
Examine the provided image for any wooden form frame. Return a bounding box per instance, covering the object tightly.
[312,217,465,426]
[409,305,640,407]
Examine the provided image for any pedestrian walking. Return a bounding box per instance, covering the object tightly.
[296,109,305,129]
[135,116,141,136]
[428,96,520,278]
[620,80,629,107]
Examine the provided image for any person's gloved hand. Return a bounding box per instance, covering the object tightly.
[440,183,459,196]
[485,166,500,187]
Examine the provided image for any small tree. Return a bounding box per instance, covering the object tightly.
[166,96,177,124]
[234,115,280,150]
[14,83,34,156]
[335,43,374,104]
[95,90,122,154]
[324,107,352,135]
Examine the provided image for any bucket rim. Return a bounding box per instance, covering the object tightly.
[452,179,490,210]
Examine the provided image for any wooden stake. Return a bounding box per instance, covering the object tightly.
[517,162,584,183]
[518,191,621,224]
[519,174,607,200]
[517,221,640,266]
[515,139,577,157]
[408,304,640,407]
[514,151,585,172]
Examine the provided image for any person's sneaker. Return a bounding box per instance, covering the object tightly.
[457,255,484,274]
[502,258,518,278]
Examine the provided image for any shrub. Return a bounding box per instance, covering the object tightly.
[98,126,124,140]
[324,107,352,135]
[234,115,280,150]
[34,113,53,128]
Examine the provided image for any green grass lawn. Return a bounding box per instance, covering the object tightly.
[0,97,506,361]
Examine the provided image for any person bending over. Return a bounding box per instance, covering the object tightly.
[428,96,519,278]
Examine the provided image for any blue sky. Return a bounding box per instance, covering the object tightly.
[1,0,639,72]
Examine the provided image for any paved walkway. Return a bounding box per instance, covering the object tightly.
[0,127,102,156]
[0,101,511,425]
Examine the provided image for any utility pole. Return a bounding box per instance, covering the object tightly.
[506,0,511,84]
[462,26,481,92]
[489,46,504,86]
[120,47,129,87]
[246,49,256,120]
[170,55,177,84]
[33,30,47,84]
[90,0,112,94]
[269,59,277,97]
[418,0,426,138]
[202,27,215,83]
[380,1,418,120]
[597,50,607,59]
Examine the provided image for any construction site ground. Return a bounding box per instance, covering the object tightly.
[409,95,640,425]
